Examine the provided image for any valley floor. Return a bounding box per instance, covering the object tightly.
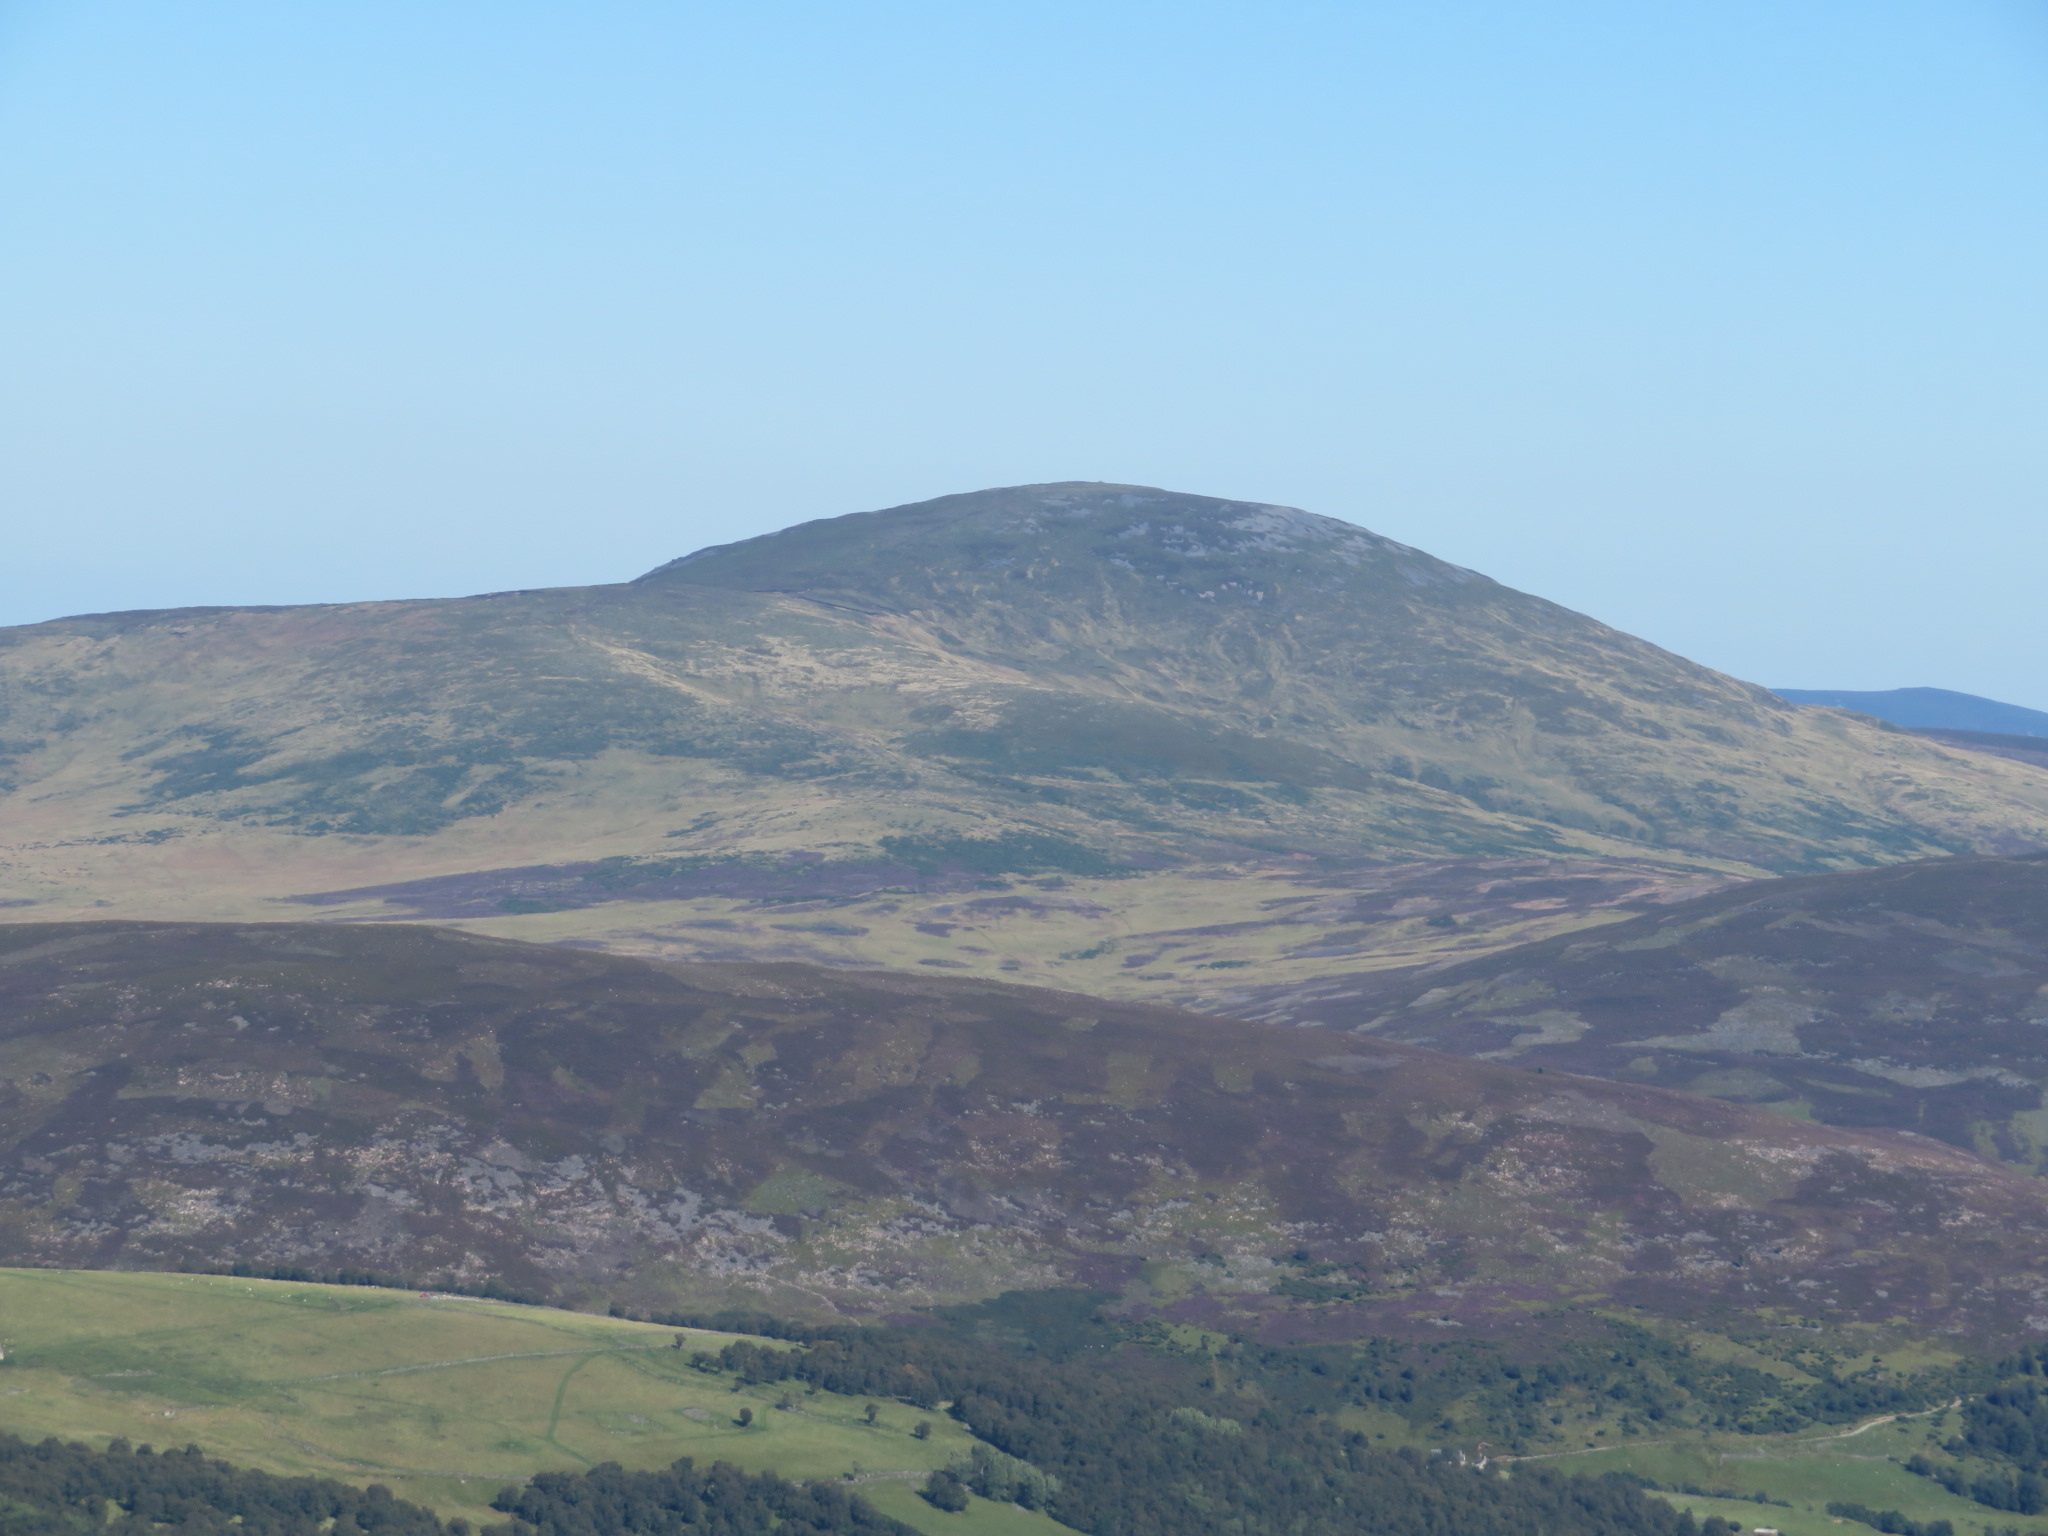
[1517,1409,2044,1536]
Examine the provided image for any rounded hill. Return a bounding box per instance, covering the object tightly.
[3,484,2047,962]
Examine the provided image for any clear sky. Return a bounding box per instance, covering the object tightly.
[3,1,2045,706]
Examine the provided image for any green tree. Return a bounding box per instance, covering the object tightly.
[920,1471,969,1513]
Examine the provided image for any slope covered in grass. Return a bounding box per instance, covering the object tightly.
[0,1269,1021,1532]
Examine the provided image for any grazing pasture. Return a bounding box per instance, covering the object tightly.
[0,1268,1066,1533]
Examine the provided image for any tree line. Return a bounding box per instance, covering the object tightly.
[1825,1501,1954,1536]
[0,1435,913,1536]
[686,1329,1725,1536]
[658,1297,1968,1453]
[0,1433,450,1536]
[486,1459,918,1536]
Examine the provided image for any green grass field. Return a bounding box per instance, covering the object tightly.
[1509,1406,2043,1536]
[0,1268,1071,1535]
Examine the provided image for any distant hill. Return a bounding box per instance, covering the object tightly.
[11,919,2048,1346]
[6,484,2048,992]
[1277,853,2048,1173]
[1774,686,2048,738]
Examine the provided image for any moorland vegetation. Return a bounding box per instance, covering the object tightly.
[7,920,2048,1343]
[1325,853,2048,1168]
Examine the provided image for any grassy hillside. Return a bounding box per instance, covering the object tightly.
[1315,853,2048,1172]
[0,1268,1059,1534]
[3,484,2045,997]
[9,920,2048,1345]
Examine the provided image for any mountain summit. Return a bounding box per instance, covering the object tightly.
[638,482,2048,869]
[642,481,1450,598]
[2,484,2045,973]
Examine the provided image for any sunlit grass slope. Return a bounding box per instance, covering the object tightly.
[0,1269,1070,1535]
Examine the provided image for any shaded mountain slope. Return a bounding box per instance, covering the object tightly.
[4,487,2048,968]
[1279,854,2048,1171]
[8,920,2048,1346]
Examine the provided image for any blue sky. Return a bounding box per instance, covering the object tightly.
[3,1,2045,706]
